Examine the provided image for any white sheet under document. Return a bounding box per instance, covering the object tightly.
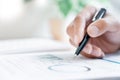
[0,38,71,54]
[0,51,120,80]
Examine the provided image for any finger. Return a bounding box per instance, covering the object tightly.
[81,44,105,58]
[90,45,105,58]
[74,5,97,38]
[66,14,86,46]
[73,16,86,45]
[87,16,119,37]
[78,5,97,22]
[82,43,92,54]
[68,6,97,45]
[70,38,105,58]
[67,23,75,40]
[69,38,78,47]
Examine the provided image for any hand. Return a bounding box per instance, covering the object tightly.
[66,6,120,58]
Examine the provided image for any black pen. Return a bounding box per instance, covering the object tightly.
[75,8,106,56]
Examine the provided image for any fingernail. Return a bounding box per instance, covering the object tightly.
[90,26,99,36]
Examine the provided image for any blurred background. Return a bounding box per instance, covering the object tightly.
[0,0,119,42]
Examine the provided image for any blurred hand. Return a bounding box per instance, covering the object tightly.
[67,6,120,58]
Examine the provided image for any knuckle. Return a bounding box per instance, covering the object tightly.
[66,24,73,35]
[66,25,75,40]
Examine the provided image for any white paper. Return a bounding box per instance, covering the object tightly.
[0,38,71,54]
[103,50,120,64]
[0,51,120,80]
[0,38,120,80]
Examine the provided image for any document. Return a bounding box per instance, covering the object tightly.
[0,38,120,80]
[0,51,120,80]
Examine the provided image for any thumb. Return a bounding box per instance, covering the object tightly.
[87,17,118,37]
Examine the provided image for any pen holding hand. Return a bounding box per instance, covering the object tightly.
[75,8,106,56]
[67,6,120,58]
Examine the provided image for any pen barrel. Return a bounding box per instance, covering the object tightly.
[75,34,90,55]
[92,8,106,21]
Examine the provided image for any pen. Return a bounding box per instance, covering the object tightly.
[75,8,106,56]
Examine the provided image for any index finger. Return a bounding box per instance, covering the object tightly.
[67,6,97,46]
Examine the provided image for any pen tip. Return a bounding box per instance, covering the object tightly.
[74,54,78,57]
